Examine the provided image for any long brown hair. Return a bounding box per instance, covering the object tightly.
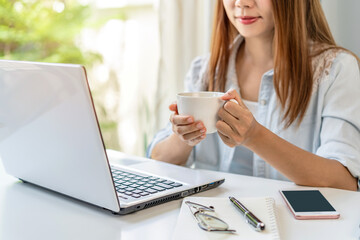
[208,0,359,127]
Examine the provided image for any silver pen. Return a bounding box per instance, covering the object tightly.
[229,196,265,231]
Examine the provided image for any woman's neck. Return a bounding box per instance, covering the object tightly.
[241,35,274,70]
[234,34,275,101]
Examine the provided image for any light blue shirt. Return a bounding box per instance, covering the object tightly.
[229,99,258,176]
[147,36,360,189]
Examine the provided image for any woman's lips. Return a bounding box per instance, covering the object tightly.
[237,16,260,25]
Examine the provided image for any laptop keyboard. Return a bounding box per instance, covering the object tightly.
[111,168,183,200]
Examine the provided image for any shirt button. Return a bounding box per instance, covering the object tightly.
[260,99,267,105]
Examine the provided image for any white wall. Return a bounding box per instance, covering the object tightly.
[321,0,360,56]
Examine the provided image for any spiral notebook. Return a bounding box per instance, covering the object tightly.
[172,196,280,240]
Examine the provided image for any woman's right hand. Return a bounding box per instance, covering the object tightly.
[169,102,207,147]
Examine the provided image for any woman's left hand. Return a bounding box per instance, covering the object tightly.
[216,89,259,148]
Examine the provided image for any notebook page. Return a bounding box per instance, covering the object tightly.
[172,196,280,240]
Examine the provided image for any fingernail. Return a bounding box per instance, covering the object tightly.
[187,118,193,123]
[200,129,205,133]
[196,123,202,129]
[201,134,206,139]
[229,99,239,104]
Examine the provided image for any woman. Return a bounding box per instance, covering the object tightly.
[147,0,360,191]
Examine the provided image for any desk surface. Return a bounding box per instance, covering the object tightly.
[1,158,359,240]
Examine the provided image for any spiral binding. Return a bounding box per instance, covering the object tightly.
[265,197,281,240]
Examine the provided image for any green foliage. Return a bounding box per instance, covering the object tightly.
[0,0,101,66]
[0,0,131,152]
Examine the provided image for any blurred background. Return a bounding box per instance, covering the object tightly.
[1,0,358,157]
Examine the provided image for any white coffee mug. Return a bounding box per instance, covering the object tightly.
[176,92,225,134]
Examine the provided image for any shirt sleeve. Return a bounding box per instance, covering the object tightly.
[184,54,210,92]
[315,52,360,190]
[146,122,173,158]
[146,55,210,159]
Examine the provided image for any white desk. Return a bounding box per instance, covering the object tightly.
[1,159,359,240]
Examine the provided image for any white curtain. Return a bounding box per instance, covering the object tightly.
[154,0,216,130]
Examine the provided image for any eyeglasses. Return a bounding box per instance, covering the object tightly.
[185,201,236,233]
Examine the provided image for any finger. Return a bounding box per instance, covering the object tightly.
[222,101,245,120]
[217,131,236,148]
[182,129,206,141]
[218,106,239,128]
[221,88,246,108]
[216,119,236,138]
[218,105,246,132]
[176,122,206,135]
[188,134,206,146]
[219,107,253,139]
[169,102,178,114]
[171,114,194,125]
[169,113,177,124]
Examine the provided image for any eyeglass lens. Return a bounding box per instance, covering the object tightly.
[186,201,235,233]
[196,213,229,231]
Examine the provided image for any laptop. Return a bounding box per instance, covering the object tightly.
[0,60,224,214]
